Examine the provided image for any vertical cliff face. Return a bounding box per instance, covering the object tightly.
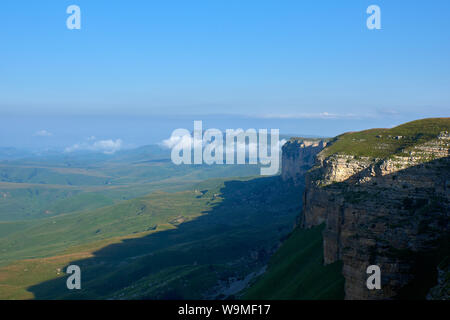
[281,138,328,185]
[285,119,450,299]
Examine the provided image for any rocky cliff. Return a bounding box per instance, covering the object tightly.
[281,138,328,185]
[285,118,450,299]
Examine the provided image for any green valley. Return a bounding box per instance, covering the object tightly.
[0,149,302,299]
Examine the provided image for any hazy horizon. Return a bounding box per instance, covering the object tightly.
[0,113,443,152]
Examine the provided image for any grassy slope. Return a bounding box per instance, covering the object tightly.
[0,178,227,299]
[322,118,450,158]
[0,183,221,266]
[0,176,301,299]
[243,225,344,300]
[0,161,260,221]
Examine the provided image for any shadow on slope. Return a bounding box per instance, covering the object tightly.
[243,224,345,300]
[27,176,303,299]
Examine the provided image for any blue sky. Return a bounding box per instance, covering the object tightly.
[0,0,449,148]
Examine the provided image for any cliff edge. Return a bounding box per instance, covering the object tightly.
[288,118,450,299]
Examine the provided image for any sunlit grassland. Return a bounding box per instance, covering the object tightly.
[0,175,301,299]
[322,118,450,158]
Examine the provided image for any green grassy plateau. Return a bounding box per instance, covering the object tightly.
[322,118,450,158]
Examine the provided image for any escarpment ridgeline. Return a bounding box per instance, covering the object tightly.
[284,118,450,300]
[281,138,329,185]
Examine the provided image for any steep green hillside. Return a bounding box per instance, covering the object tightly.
[322,118,450,158]
[243,225,344,300]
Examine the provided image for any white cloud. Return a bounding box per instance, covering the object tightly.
[160,134,195,149]
[257,112,359,119]
[65,138,123,154]
[160,128,207,151]
[161,132,287,157]
[34,130,53,137]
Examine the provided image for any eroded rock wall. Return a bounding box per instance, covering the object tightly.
[281,139,328,185]
[293,133,450,299]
